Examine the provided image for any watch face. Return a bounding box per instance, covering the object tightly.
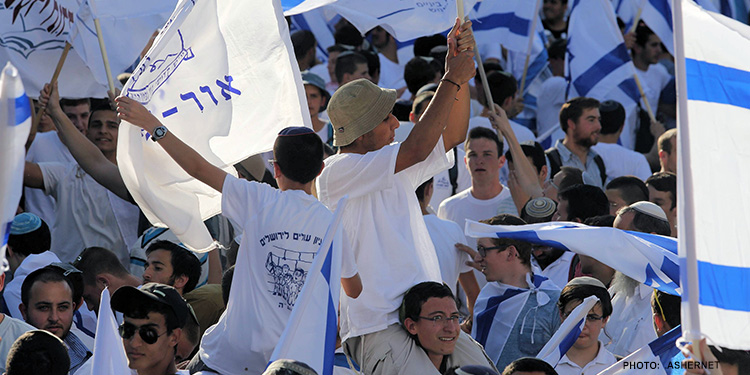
[154,127,166,137]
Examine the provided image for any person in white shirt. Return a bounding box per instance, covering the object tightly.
[591,100,652,184]
[316,20,493,374]
[554,277,616,375]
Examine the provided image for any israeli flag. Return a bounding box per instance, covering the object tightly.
[676,0,750,350]
[567,0,642,149]
[469,0,542,53]
[268,197,348,375]
[537,295,599,366]
[465,220,681,295]
[597,326,684,374]
[0,62,31,272]
[287,8,339,64]
[508,30,551,131]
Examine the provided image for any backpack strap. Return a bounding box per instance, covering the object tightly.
[545,148,562,178]
[593,154,607,186]
[449,147,459,195]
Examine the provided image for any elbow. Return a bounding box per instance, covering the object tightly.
[342,274,363,299]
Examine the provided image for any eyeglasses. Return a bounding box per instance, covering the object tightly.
[562,311,605,323]
[477,245,506,257]
[418,314,461,326]
[118,322,167,345]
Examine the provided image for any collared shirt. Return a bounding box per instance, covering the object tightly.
[601,283,657,356]
[555,340,617,375]
[530,251,575,290]
[65,331,92,374]
[553,140,605,188]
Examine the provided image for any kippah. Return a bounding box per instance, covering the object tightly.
[278,126,315,136]
[599,100,622,113]
[455,365,499,375]
[263,359,318,375]
[629,201,669,222]
[566,276,607,289]
[524,197,557,218]
[10,213,42,235]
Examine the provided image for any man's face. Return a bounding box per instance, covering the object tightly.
[613,210,635,231]
[560,300,607,350]
[543,171,565,202]
[82,280,105,313]
[465,137,504,184]
[23,281,75,340]
[478,237,511,282]
[569,107,601,148]
[662,137,677,173]
[85,110,120,154]
[342,63,371,86]
[542,0,566,22]
[63,103,90,134]
[369,27,390,49]
[532,245,565,269]
[327,51,341,83]
[304,85,325,117]
[553,198,569,221]
[639,34,663,65]
[361,113,399,151]
[404,297,460,360]
[122,313,180,372]
[143,249,175,286]
[648,185,676,226]
[605,188,629,216]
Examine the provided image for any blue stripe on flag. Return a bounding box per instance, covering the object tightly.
[280,0,305,11]
[625,231,677,254]
[321,243,336,374]
[14,94,31,126]
[720,0,732,17]
[475,288,526,346]
[648,326,682,370]
[649,0,673,29]
[472,13,530,37]
[377,8,415,20]
[2,221,11,247]
[572,43,631,97]
[618,77,641,103]
[686,58,750,110]
[698,261,750,311]
[559,317,585,354]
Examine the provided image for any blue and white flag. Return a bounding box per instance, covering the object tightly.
[507,29,551,131]
[288,7,339,65]
[0,62,31,272]
[597,326,685,374]
[567,0,642,149]
[67,0,176,89]
[465,220,681,295]
[675,0,750,350]
[89,288,129,375]
[469,0,542,53]
[118,0,310,251]
[537,295,599,366]
[268,197,348,375]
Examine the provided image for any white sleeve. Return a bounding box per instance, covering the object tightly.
[38,162,69,198]
[316,144,399,204]
[634,154,653,182]
[401,136,453,189]
[339,226,357,279]
[221,174,278,227]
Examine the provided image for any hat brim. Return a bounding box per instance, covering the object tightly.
[332,87,397,147]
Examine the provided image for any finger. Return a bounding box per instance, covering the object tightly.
[447,37,457,58]
[447,18,460,40]
[465,261,482,272]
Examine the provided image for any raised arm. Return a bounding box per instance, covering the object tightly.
[115,96,227,192]
[396,19,476,173]
[23,161,45,189]
[39,83,131,200]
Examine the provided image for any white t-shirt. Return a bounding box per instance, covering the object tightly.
[316,138,451,340]
[0,315,34,373]
[536,77,567,147]
[555,341,617,375]
[24,131,74,228]
[199,175,356,374]
[530,251,575,290]
[635,63,672,122]
[423,214,473,296]
[378,53,408,99]
[40,162,138,265]
[601,283,658,357]
[437,186,516,289]
[591,142,652,184]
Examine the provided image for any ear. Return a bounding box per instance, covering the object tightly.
[19,303,27,321]
[658,150,668,163]
[566,118,576,134]
[425,181,434,197]
[317,162,325,177]
[540,165,548,182]
[502,96,513,110]
[653,313,665,333]
[273,161,282,180]
[169,327,183,347]
[173,274,189,291]
[6,245,14,258]
[404,318,419,335]
[96,274,110,289]
[498,155,507,169]
[506,245,518,260]
[409,112,416,123]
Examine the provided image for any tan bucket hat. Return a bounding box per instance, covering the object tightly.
[328,78,397,147]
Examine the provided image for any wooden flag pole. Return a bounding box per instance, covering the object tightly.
[628,0,647,34]
[633,73,657,123]
[457,0,496,115]
[32,42,71,130]
[519,0,543,95]
[89,0,116,94]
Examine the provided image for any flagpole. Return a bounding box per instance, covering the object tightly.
[32,42,71,130]
[89,0,117,94]
[633,73,657,123]
[672,0,703,360]
[457,0,496,115]
[628,0,647,33]
[519,0,543,95]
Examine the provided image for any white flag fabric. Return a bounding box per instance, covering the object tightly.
[89,288,130,375]
[676,0,750,350]
[465,220,681,295]
[566,0,642,149]
[597,326,684,374]
[469,0,541,53]
[537,295,599,366]
[68,0,176,89]
[268,197,347,375]
[0,62,31,272]
[0,0,105,98]
[118,0,310,251]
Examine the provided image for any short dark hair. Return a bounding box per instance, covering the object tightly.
[125,299,180,334]
[326,44,347,54]
[606,176,649,205]
[333,24,363,48]
[360,49,381,79]
[334,51,368,84]
[557,282,613,318]
[709,346,750,373]
[479,215,532,267]
[145,240,201,294]
[8,219,50,257]
[291,30,316,61]
[505,142,546,174]
[221,265,235,306]
[73,247,130,286]
[558,184,609,221]
[583,215,615,228]
[617,206,672,236]
[415,177,434,202]
[560,97,600,133]
[635,24,656,48]
[599,100,626,135]
[399,281,455,329]
[658,129,677,154]
[6,330,70,375]
[652,290,680,329]
[556,166,584,191]
[465,126,503,156]
[412,91,434,117]
[59,97,90,110]
[413,34,447,57]
[487,71,517,107]
[21,267,75,308]
[646,172,677,209]
[404,57,437,95]
[502,357,558,375]
[273,131,325,184]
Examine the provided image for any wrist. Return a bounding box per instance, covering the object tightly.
[442,72,465,86]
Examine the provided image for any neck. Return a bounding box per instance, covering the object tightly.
[428,352,443,371]
[339,143,371,155]
[505,269,531,289]
[278,178,314,194]
[470,181,502,200]
[419,201,430,215]
[562,137,590,165]
[380,41,398,64]
[311,116,327,132]
[598,133,620,144]
[566,340,600,368]
[634,58,650,72]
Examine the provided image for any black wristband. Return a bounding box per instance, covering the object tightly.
[441,78,461,91]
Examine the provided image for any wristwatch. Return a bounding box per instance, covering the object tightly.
[152,125,168,142]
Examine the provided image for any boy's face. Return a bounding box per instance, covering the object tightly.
[404,297,460,360]
[122,312,180,373]
[560,300,607,351]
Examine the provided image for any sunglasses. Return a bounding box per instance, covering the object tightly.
[118,322,167,345]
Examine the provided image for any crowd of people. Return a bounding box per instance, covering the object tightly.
[4,2,750,375]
